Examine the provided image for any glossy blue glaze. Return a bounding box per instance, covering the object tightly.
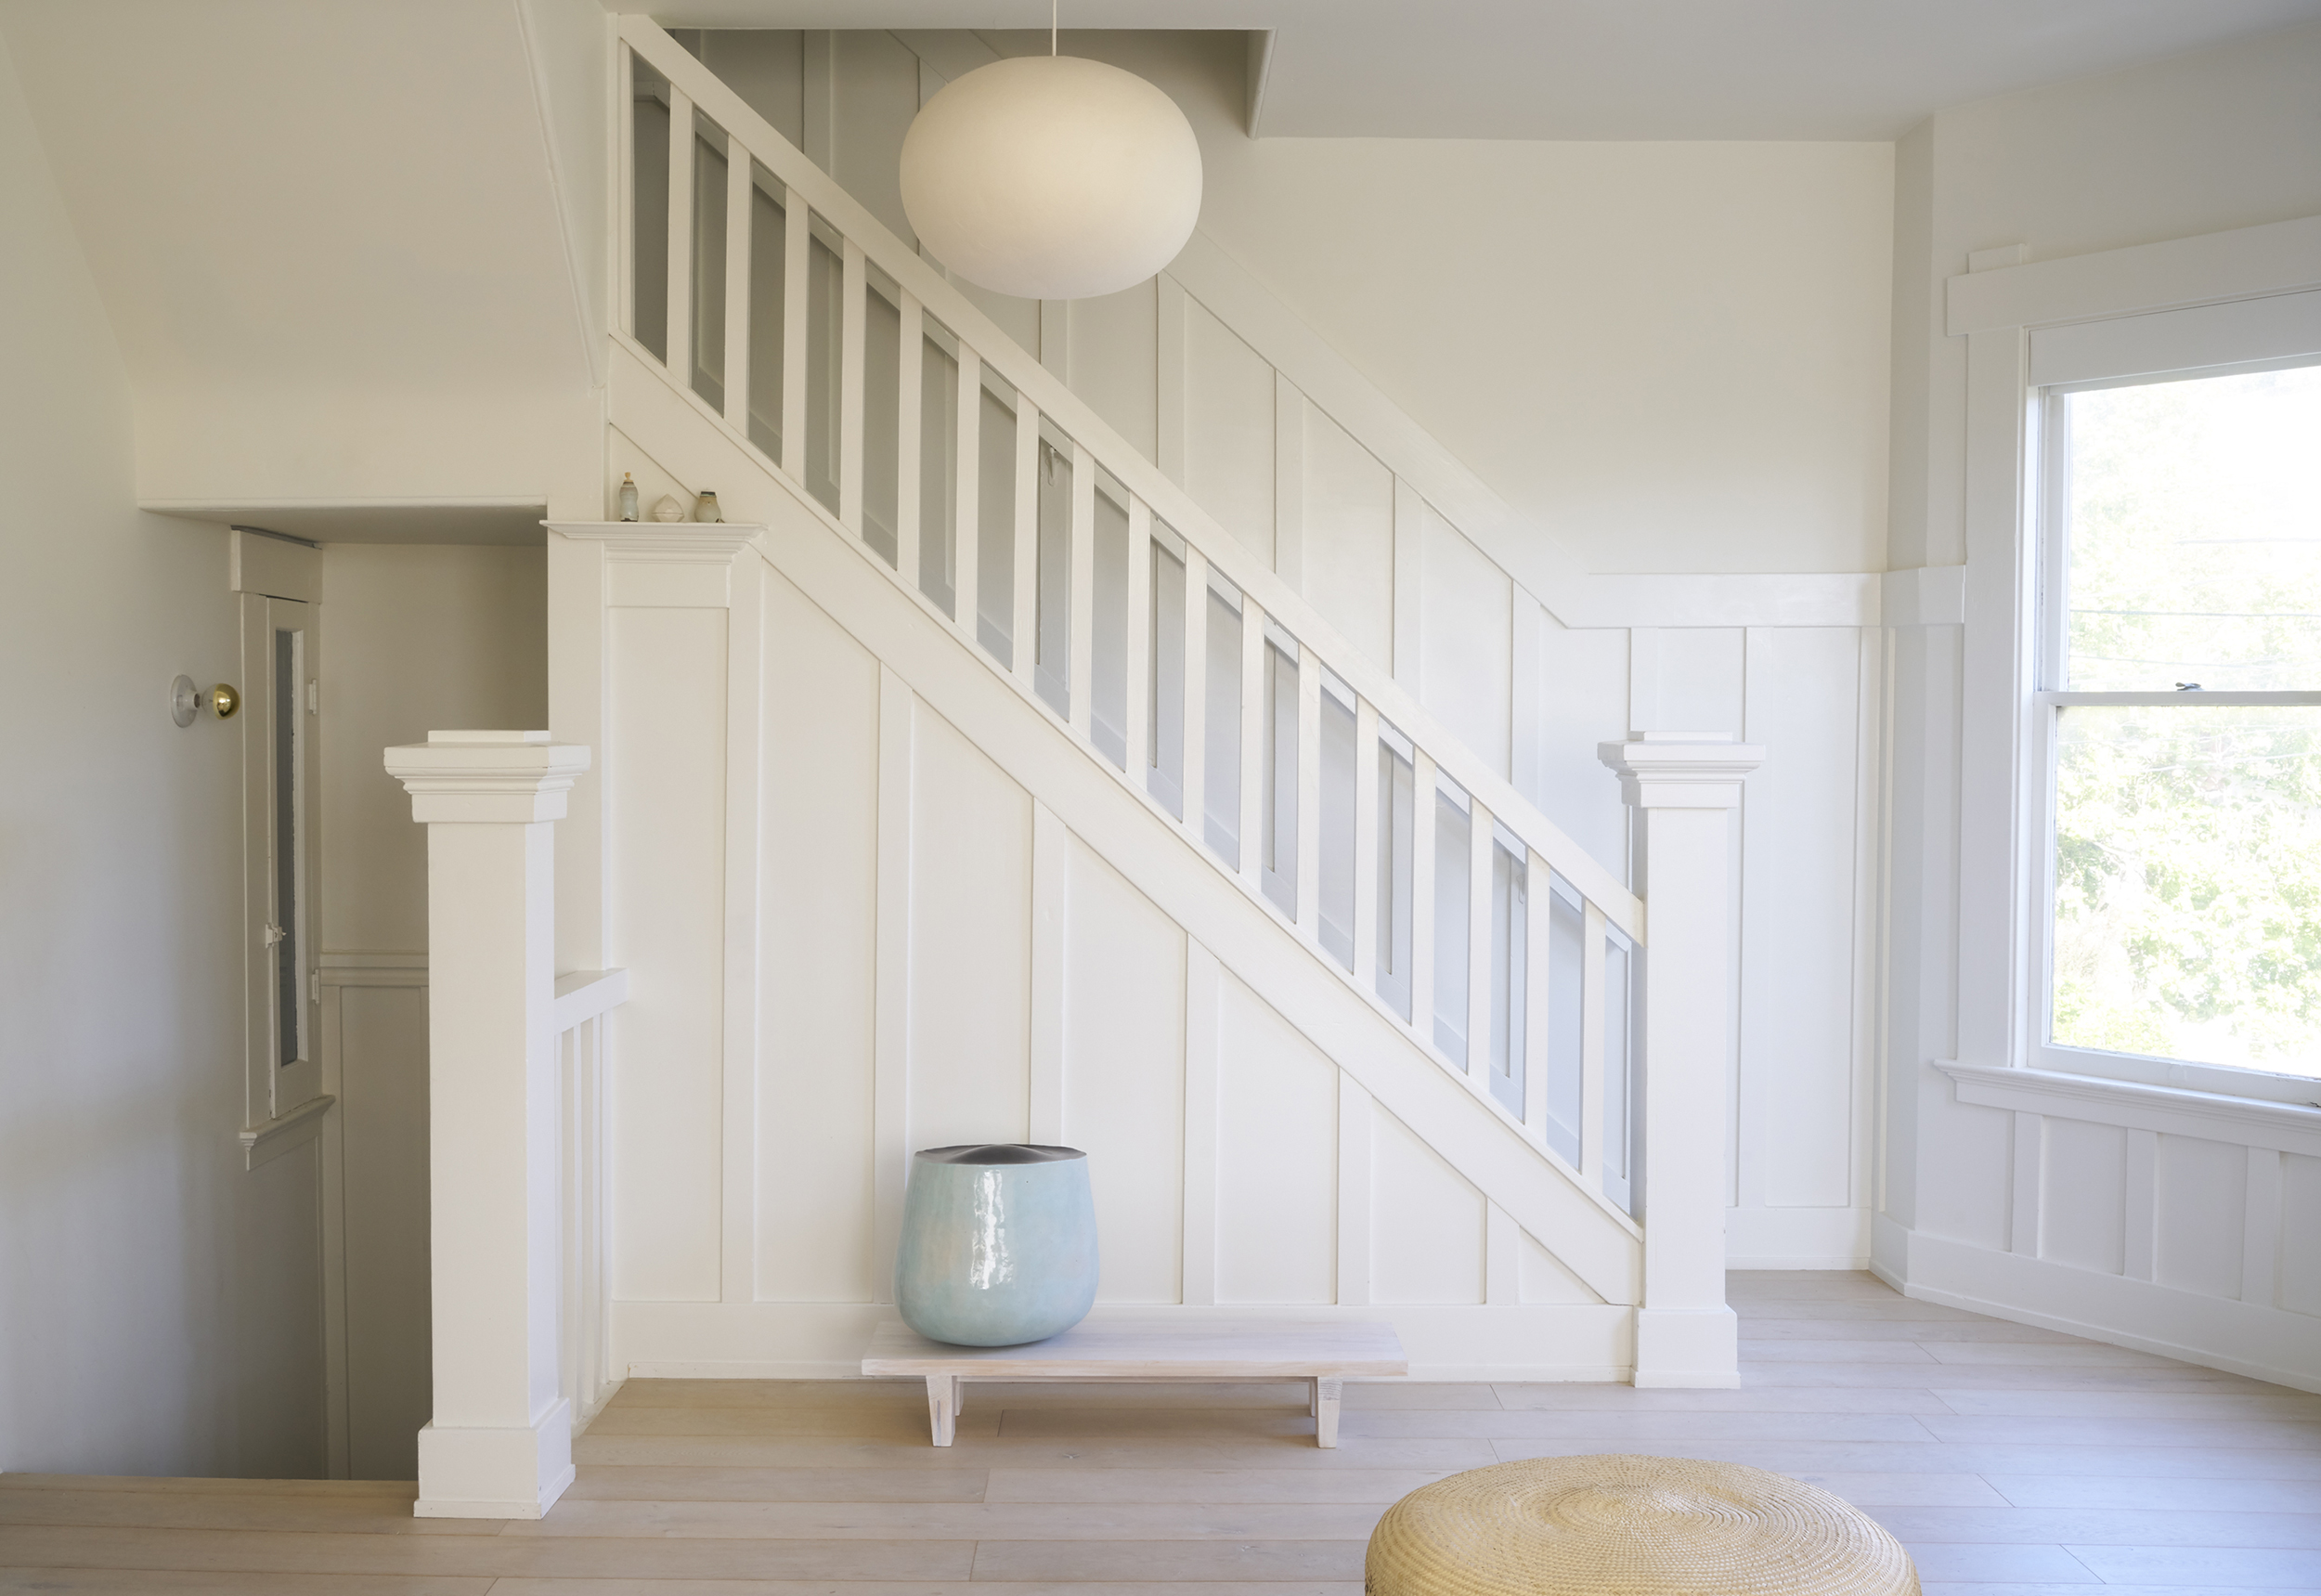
[895,1144,1099,1346]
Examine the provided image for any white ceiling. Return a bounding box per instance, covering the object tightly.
[651,0,2321,138]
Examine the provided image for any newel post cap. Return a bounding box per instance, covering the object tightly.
[384,730,593,824]
[1600,731,1766,810]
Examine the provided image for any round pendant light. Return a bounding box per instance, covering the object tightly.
[901,52,1202,302]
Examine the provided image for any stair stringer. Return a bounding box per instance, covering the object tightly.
[608,352,1645,1324]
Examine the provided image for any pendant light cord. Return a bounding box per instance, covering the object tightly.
[1051,0,1057,55]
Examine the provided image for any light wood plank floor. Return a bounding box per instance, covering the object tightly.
[6,1273,2317,1594]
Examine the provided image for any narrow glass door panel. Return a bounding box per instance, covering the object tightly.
[272,626,304,1071]
[1375,734,1415,1021]
[1433,788,1471,1065]
[1148,538,1187,818]
[862,273,902,565]
[1487,835,1526,1115]
[976,378,1017,666]
[918,330,959,615]
[1602,931,1636,1215]
[746,165,786,460]
[1316,682,1356,969]
[691,120,728,410]
[629,56,670,360]
[1090,478,1131,769]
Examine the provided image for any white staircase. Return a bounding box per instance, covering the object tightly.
[408,14,1766,1520]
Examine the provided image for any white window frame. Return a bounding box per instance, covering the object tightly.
[1948,217,2321,1110]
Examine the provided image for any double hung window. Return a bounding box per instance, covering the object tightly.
[2032,312,2321,1098]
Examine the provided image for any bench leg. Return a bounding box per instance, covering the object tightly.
[1315,1378,1342,1448]
[926,1374,958,1447]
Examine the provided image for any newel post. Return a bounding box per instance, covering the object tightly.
[384,731,591,1518]
[1601,731,1764,1389]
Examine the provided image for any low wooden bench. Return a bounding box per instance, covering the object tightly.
[862,1317,1408,1447]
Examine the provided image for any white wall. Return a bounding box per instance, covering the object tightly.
[1882,21,2321,1386]
[316,541,548,1479]
[0,31,323,1476]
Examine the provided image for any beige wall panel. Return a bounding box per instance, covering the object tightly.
[697,30,804,151]
[609,606,729,1302]
[832,30,919,249]
[232,1141,328,1481]
[1214,972,1336,1304]
[1740,627,1861,1212]
[2039,1118,2127,1277]
[2281,1154,2321,1317]
[1182,294,1277,565]
[1517,1228,1600,1305]
[909,705,1032,1148]
[2154,1135,2247,1300]
[1537,617,1631,884]
[1301,405,1394,667]
[1062,834,1186,1304]
[757,570,881,1302]
[1419,510,1511,777]
[1070,277,1160,465]
[337,984,432,1479]
[320,544,548,953]
[1370,1107,1485,1304]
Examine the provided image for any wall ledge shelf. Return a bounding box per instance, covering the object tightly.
[1938,1060,2321,1156]
[240,1093,336,1171]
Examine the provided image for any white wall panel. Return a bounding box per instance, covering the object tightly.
[1070,278,1159,465]
[1739,627,1862,1212]
[908,704,1032,1148]
[1371,1107,1486,1304]
[1301,406,1395,666]
[335,984,432,1481]
[1536,618,1631,885]
[1062,834,1186,1303]
[829,31,918,249]
[1518,1229,1601,1305]
[610,605,729,1302]
[2282,1154,2321,1317]
[2039,1118,2126,1276]
[1214,972,1337,1304]
[1653,628,1746,733]
[1182,294,1276,564]
[1420,512,1512,778]
[757,570,880,1302]
[2155,1135,2247,1300]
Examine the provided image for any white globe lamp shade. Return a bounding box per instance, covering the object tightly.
[901,55,1201,302]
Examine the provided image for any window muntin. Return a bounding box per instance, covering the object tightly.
[2038,356,2321,1089]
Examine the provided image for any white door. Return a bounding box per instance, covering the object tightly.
[243,592,322,1126]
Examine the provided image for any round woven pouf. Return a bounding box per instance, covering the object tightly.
[1366,1454,1919,1596]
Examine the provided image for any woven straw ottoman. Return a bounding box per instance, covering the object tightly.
[1367,1454,1919,1596]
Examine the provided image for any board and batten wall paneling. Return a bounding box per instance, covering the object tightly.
[1069,278,1160,466]
[1535,616,1631,885]
[1519,1229,1603,1305]
[1369,1107,1487,1305]
[1418,510,1512,780]
[1060,833,1187,1303]
[1213,970,1338,1304]
[1300,405,1396,666]
[757,569,881,1303]
[334,982,433,1481]
[1182,294,1277,565]
[2282,1154,2321,1315]
[1738,627,1864,1216]
[610,605,730,1303]
[2039,1117,2128,1277]
[2155,1135,2248,1301]
[907,703,1032,1150]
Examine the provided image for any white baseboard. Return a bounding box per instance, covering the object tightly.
[1876,1219,2321,1395]
[1726,1205,1871,1271]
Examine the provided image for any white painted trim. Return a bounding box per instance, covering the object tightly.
[510,0,605,390]
[1879,564,1964,628]
[1947,213,2321,336]
[1181,941,1220,1307]
[1938,1060,2321,1157]
[240,1093,335,1170]
[552,968,629,1031]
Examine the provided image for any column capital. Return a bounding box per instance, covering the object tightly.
[386,731,593,824]
[1599,732,1765,811]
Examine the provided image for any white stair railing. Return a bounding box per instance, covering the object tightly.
[618,18,1653,1229]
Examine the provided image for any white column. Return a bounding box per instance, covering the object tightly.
[1600,731,1763,1389]
[385,731,591,1518]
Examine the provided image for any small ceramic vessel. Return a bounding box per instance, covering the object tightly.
[895,1144,1098,1346]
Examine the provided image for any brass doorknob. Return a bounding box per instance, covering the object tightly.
[212,683,241,720]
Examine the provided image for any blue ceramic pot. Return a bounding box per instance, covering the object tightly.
[895,1144,1098,1346]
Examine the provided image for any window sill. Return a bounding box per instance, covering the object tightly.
[1937,1061,2321,1157]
